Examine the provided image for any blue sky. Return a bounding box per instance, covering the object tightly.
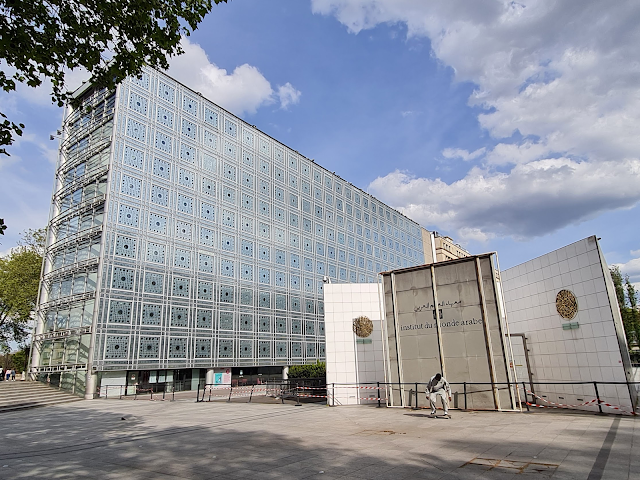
[1,0,639,287]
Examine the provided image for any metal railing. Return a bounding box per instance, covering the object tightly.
[196,381,327,405]
[100,379,639,415]
[97,384,174,401]
[326,380,640,415]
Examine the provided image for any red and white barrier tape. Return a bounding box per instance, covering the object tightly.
[525,389,637,415]
[598,402,638,415]
[525,390,598,408]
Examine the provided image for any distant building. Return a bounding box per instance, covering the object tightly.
[422,231,470,263]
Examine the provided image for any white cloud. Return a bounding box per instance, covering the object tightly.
[614,256,640,288]
[1,38,301,116]
[442,147,485,161]
[620,258,640,277]
[277,83,302,110]
[0,133,58,171]
[457,227,494,243]
[631,249,640,257]
[314,0,640,239]
[369,157,640,240]
[0,62,89,110]
[167,38,300,115]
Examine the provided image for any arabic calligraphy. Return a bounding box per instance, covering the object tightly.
[414,300,462,312]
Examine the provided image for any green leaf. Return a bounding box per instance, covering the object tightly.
[0,0,228,154]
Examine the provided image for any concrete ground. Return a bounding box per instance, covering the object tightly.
[0,399,637,479]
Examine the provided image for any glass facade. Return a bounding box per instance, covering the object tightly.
[33,67,425,388]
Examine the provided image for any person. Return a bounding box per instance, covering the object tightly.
[426,372,452,418]
[0,367,3,381]
[5,369,10,381]
[11,369,16,381]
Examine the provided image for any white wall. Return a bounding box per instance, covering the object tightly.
[324,283,386,405]
[502,236,635,413]
[98,371,128,397]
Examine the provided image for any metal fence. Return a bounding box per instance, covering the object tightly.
[326,381,640,415]
[101,379,639,416]
[97,384,175,401]
[196,380,327,404]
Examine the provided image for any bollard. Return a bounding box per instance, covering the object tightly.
[197,384,200,403]
[249,385,254,403]
[415,383,419,409]
[295,383,301,406]
[377,382,381,408]
[228,386,233,402]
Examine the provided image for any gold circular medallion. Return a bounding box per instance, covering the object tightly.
[353,316,374,338]
[556,290,578,319]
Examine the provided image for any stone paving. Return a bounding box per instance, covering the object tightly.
[0,398,637,479]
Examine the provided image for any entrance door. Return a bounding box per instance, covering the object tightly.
[172,369,192,391]
[126,371,138,395]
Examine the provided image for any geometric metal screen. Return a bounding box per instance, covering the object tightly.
[37,67,426,377]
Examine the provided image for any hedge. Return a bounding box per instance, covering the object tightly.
[287,361,326,379]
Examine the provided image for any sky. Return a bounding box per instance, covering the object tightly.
[1,0,639,289]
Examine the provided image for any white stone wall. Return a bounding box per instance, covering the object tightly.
[98,371,128,397]
[502,236,635,413]
[324,283,386,405]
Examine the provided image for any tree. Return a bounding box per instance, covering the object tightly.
[0,229,45,348]
[10,344,31,372]
[288,361,326,379]
[0,0,228,155]
[610,266,640,359]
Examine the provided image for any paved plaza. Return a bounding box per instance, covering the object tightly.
[0,399,637,479]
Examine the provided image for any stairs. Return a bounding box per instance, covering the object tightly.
[0,381,83,413]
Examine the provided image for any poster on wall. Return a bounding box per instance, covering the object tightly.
[211,368,232,388]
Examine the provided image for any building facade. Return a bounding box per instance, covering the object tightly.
[31,67,427,397]
[502,236,638,413]
[324,254,517,410]
[422,231,470,263]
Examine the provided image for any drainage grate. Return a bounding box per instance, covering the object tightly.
[461,457,559,476]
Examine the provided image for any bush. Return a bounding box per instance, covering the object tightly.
[288,361,326,379]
